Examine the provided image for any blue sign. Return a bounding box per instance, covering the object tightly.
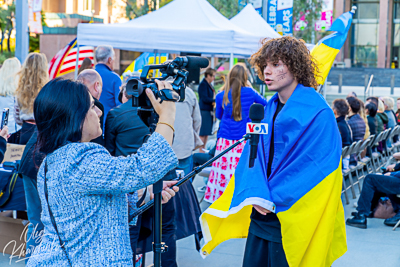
[267,0,293,36]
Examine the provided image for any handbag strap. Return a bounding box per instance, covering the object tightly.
[43,160,73,266]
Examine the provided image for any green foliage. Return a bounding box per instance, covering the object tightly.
[0,51,15,64]
[0,2,15,53]
[125,0,174,19]
[292,0,330,44]
[207,0,238,19]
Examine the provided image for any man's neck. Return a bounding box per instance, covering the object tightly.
[205,77,212,84]
[277,81,298,104]
[98,62,112,71]
[348,111,356,117]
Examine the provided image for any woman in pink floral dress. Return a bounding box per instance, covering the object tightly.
[204,63,267,203]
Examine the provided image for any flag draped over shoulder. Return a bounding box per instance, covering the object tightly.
[200,84,347,267]
[311,9,355,84]
[48,38,95,79]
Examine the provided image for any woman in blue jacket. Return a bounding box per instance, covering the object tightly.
[26,78,179,266]
[204,63,267,203]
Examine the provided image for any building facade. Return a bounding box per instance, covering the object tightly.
[335,0,400,68]
[40,0,127,72]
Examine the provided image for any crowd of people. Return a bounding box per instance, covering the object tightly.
[0,36,393,266]
[331,93,400,229]
[0,41,269,266]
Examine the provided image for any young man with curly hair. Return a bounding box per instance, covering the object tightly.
[242,36,346,266]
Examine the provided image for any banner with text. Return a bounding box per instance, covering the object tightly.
[266,0,293,36]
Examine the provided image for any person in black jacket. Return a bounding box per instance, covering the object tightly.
[198,68,216,152]
[366,103,378,136]
[0,126,8,162]
[333,99,353,148]
[19,128,46,261]
[333,99,353,169]
[105,84,177,267]
[77,69,105,146]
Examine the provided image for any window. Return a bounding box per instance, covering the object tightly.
[350,0,380,67]
[392,2,400,67]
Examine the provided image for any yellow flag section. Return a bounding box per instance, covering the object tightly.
[278,162,347,267]
[200,174,252,258]
[311,43,339,85]
[121,53,169,79]
[311,8,355,84]
[200,163,347,266]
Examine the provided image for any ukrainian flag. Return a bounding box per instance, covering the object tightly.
[121,52,169,79]
[311,8,356,84]
[200,84,347,266]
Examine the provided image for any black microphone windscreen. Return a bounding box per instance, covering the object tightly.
[249,104,265,122]
[186,56,209,69]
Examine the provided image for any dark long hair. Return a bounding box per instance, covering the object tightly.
[34,78,91,154]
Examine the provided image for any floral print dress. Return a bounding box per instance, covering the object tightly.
[204,138,246,203]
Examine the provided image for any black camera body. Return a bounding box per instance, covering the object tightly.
[126,56,209,109]
[125,56,209,129]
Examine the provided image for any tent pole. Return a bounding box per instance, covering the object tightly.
[74,44,80,80]
[229,53,234,69]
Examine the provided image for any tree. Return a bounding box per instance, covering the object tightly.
[0,7,7,53]
[292,0,325,43]
[125,0,173,20]
[207,0,238,19]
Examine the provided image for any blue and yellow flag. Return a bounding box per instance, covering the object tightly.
[311,8,355,84]
[121,52,169,80]
[200,85,347,266]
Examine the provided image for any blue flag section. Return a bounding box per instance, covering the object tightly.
[266,0,293,36]
[200,84,347,266]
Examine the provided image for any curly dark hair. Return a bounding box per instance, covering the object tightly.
[250,36,320,89]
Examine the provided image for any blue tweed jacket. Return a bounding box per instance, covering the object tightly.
[26,132,178,266]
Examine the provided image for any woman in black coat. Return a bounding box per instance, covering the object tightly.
[198,68,216,152]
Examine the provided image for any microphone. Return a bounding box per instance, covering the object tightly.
[172,56,209,69]
[247,104,267,168]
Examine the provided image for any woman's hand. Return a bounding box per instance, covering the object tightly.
[0,126,9,141]
[146,80,176,145]
[146,80,176,125]
[150,180,179,204]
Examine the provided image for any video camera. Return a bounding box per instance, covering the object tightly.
[125,56,209,109]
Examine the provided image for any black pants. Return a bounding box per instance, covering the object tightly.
[357,174,400,215]
[243,232,289,267]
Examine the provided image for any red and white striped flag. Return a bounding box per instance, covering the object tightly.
[48,38,95,79]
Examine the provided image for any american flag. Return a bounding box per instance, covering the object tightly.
[48,38,95,79]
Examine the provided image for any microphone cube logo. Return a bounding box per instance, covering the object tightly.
[246,123,268,134]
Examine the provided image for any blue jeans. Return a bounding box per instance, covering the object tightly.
[177,156,193,181]
[22,174,44,261]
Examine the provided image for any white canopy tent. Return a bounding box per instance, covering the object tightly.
[77,0,262,60]
[230,4,281,40]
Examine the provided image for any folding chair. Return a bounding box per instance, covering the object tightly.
[371,132,385,172]
[358,135,375,175]
[341,146,350,204]
[349,140,365,192]
[342,142,358,199]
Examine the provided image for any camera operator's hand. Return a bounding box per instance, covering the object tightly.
[146,80,176,146]
[149,180,179,204]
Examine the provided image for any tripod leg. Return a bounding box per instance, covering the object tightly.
[153,178,164,267]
